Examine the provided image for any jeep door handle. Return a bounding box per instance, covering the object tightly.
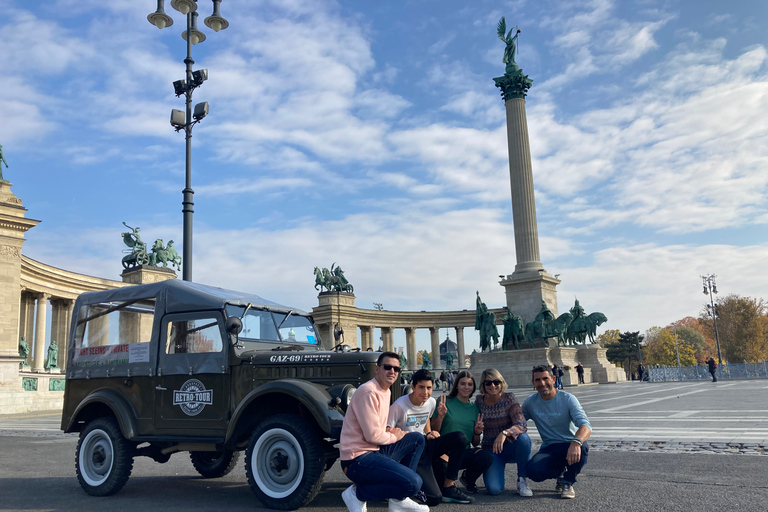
[155,385,167,391]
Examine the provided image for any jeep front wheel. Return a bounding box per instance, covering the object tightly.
[75,417,134,496]
[190,450,240,478]
[245,414,325,510]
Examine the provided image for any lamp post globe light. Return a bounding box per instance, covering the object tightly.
[147,0,229,281]
[701,274,723,367]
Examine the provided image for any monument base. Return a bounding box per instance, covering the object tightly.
[469,345,625,387]
[500,271,561,324]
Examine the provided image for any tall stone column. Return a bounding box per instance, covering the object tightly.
[32,293,50,372]
[0,182,39,385]
[51,300,68,369]
[381,327,393,353]
[495,61,560,324]
[359,326,373,351]
[405,327,417,371]
[455,327,466,368]
[429,327,440,370]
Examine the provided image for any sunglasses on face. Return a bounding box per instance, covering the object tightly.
[381,364,402,373]
[484,380,502,387]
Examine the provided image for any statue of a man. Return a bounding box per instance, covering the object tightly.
[44,340,59,370]
[422,351,431,369]
[446,352,454,370]
[497,17,522,71]
[399,351,407,369]
[0,144,9,182]
[18,336,30,367]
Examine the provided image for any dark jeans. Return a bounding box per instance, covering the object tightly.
[709,369,717,382]
[416,431,466,506]
[344,432,424,502]
[577,373,584,384]
[526,441,589,486]
[434,446,494,489]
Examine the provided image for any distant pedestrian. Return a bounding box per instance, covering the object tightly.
[707,357,718,382]
[552,364,563,390]
[575,363,584,384]
[637,364,644,382]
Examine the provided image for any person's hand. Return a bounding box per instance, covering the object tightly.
[567,442,582,465]
[493,432,506,454]
[437,395,447,418]
[426,430,440,440]
[386,426,404,437]
[474,413,484,435]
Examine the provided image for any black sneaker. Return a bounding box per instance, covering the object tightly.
[459,472,478,494]
[442,485,474,504]
[555,477,563,492]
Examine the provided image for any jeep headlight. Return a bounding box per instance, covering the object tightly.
[343,385,356,408]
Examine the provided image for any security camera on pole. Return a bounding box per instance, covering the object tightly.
[147,0,230,281]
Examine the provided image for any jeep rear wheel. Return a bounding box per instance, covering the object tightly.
[75,417,134,496]
[190,450,240,478]
[245,414,325,510]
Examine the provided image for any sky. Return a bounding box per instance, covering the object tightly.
[2,0,767,355]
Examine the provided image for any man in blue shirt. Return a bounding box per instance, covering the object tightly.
[521,365,591,499]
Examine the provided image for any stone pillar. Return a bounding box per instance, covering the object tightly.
[0,182,39,386]
[18,291,36,345]
[455,327,466,368]
[405,327,417,371]
[499,98,561,324]
[50,300,69,369]
[505,98,542,274]
[381,327,393,353]
[312,292,358,349]
[64,301,75,370]
[359,326,372,351]
[429,327,440,370]
[32,293,50,372]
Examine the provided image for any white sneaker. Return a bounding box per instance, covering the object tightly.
[342,485,367,512]
[517,478,533,497]
[389,497,429,512]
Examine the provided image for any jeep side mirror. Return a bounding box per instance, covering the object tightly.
[225,316,243,335]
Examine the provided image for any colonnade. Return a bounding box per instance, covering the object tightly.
[353,324,468,371]
[18,291,75,371]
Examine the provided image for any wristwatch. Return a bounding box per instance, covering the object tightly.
[502,430,509,437]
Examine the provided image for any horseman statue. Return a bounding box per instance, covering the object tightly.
[475,292,499,352]
[313,263,354,293]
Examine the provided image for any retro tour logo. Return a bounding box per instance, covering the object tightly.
[173,379,213,416]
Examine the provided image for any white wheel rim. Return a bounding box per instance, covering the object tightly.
[251,427,305,498]
[79,428,115,486]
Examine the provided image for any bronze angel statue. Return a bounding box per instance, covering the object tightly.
[497,16,522,71]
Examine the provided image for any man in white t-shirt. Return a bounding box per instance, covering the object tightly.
[389,369,473,505]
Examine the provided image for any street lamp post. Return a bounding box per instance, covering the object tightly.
[673,323,682,380]
[147,0,229,281]
[701,274,723,367]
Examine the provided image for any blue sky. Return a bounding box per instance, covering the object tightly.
[2,0,767,354]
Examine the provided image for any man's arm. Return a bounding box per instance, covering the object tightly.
[566,394,592,464]
[360,392,399,445]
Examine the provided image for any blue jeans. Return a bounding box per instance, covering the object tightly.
[345,432,424,502]
[482,432,532,495]
[526,441,589,485]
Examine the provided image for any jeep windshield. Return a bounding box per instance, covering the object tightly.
[226,305,319,350]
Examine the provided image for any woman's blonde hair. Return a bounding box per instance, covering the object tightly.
[480,368,508,393]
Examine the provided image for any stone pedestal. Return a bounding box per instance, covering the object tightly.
[313,292,358,349]
[0,182,39,387]
[121,265,177,285]
[576,345,627,383]
[501,271,561,324]
[469,345,625,387]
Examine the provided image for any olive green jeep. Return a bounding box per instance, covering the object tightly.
[61,280,393,509]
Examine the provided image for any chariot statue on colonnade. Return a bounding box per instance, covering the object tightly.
[121,222,182,271]
[313,263,354,293]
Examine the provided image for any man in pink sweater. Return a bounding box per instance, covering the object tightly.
[340,352,428,512]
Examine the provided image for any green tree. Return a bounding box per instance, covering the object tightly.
[700,294,768,363]
[595,329,620,348]
[606,331,643,370]
[643,329,696,367]
[672,326,706,363]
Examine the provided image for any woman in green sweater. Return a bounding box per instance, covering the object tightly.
[431,370,494,494]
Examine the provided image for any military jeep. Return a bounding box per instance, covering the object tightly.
[61,280,393,510]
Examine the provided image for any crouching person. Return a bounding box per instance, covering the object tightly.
[389,369,474,505]
[340,352,429,512]
[522,365,592,499]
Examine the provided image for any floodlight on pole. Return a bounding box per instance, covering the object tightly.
[147,0,229,282]
[701,274,723,367]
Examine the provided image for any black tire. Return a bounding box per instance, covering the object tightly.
[190,450,240,478]
[75,417,134,496]
[245,414,325,510]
